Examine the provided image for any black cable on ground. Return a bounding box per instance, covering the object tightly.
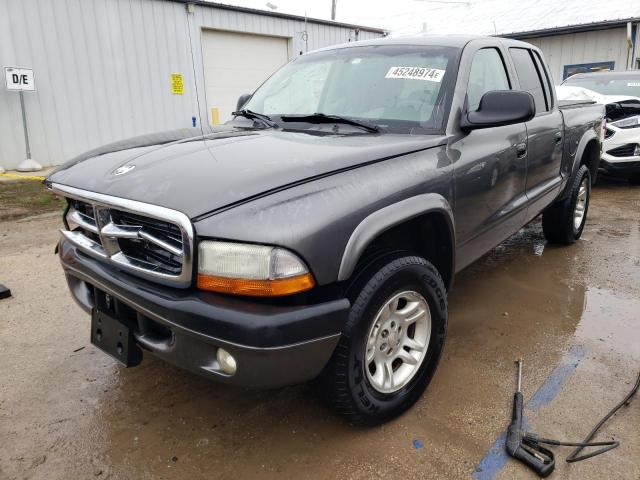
[525,369,640,463]
[533,437,619,462]
[556,372,640,463]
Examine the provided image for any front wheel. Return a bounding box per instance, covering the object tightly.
[542,165,591,244]
[317,254,448,425]
[629,174,640,186]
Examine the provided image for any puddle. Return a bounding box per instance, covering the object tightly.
[576,288,640,361]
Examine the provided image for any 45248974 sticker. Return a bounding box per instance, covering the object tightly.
[385,66,445,82]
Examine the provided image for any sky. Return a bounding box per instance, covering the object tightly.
[210,0,640,36]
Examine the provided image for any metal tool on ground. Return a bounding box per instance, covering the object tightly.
[0,284,11,300]
[505,359,639,477]
[506,359,556,477]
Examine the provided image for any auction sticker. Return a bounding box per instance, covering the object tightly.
[385,66,445,82]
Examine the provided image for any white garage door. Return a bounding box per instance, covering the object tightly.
[202,29,290,124]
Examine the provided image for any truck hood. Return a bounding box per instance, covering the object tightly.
[47,127,446,219]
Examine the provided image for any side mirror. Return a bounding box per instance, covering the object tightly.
[461,90,535,130]
[236,93,252,111]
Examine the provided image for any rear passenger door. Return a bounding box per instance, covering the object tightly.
[508,47,564,217]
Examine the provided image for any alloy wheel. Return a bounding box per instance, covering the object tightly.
[364,291,432,394]
[574,177,589,231]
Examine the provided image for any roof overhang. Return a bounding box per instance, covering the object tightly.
[168,0,387,34]
[502,17,640,39]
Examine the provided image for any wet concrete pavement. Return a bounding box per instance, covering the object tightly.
[1,178,639,480]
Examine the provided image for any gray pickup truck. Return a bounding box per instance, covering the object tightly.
[47,35,604,425]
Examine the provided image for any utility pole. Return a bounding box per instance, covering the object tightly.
[331,0,337,20]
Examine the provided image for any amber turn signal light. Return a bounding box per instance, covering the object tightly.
[197,273,315,297]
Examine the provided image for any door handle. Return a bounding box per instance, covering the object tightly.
[516,142,527,157]
[554,131,563,144]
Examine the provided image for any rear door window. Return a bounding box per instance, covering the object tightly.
[466,48,511,111]
[532,51,554,109]
[509,48,548,114]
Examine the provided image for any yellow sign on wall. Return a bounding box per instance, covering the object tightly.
[171,73,184,95]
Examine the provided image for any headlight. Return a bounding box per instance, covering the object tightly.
[611,115,640,129]
[197,240,315,296]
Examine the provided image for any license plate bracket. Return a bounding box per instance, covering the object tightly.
[91,309,143,367]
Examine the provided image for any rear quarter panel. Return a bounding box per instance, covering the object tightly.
[558,102,604,195]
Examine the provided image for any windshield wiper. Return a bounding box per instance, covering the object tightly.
[232,109,279,128]
[279,113,380,133]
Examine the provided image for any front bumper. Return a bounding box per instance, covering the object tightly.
[59,238,349,387]
[599,158,640,176]
[601,127,640,177]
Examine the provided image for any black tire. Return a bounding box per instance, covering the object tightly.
[542,165,591,245]
[629,174,640,186]
[317,253,448,425]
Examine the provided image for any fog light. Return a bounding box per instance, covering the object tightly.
[634,144,640,157]
[217,348,237,375]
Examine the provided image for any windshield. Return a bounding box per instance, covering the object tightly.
[563,74,640,98]
[242,45,460,134]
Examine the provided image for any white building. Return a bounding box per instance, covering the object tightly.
[0,0,385,170]
[504,18,639,83]
[385,0,640,84]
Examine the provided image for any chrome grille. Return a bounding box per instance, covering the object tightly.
[110,209,183,274]
[53,184,194,287]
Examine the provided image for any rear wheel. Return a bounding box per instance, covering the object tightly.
[542,165,591,245]
[317,254,447,425]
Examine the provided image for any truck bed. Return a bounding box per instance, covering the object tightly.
[558,99,597,109]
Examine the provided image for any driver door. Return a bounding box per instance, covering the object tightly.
[452,45,529,270]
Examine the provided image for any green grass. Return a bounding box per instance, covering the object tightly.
[0,180,66,221]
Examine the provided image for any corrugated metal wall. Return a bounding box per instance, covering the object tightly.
[0,0,382,169]
[522,27,630,84]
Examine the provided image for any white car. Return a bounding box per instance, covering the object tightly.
[558,71,640,185]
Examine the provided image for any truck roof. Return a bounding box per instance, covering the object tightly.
[310,33,535,53]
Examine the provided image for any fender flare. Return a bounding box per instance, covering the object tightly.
[337,193,455,284]
[561,130,599,198]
